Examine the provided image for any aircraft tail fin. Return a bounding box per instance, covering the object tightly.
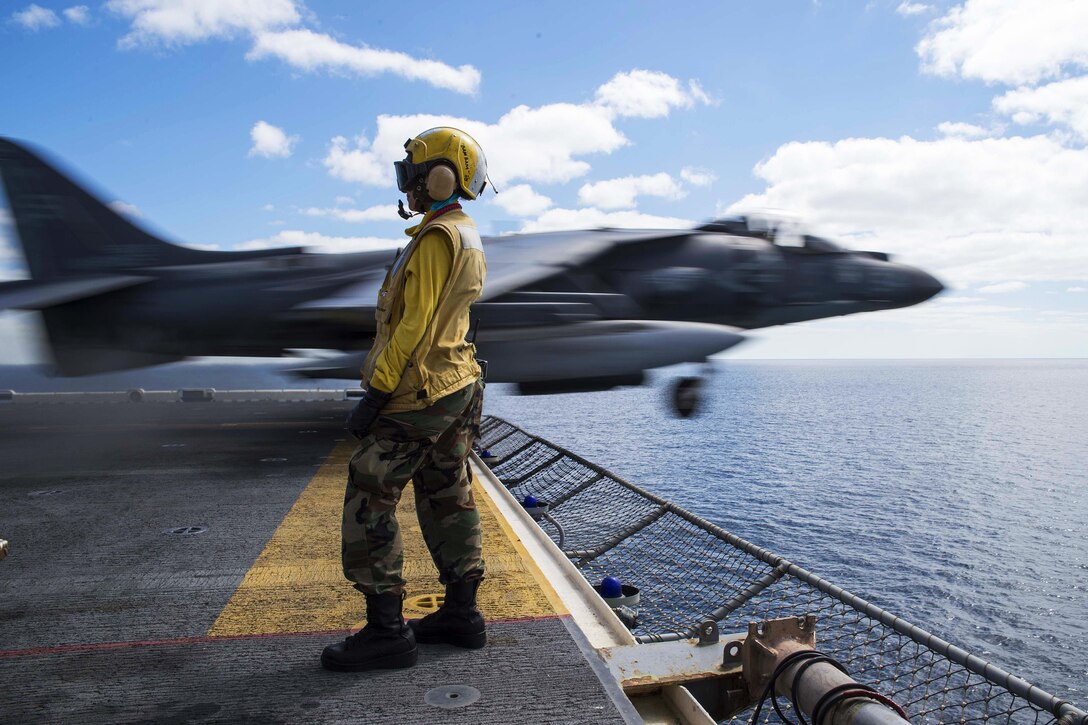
[0,137,297,280]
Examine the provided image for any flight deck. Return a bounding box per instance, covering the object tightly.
[2,392,1085,725]
[0,395,632,724]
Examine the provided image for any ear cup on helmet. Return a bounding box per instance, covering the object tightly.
[425,164,457,201]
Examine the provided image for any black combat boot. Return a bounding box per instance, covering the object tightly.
[408,578,486,649]
[321,592,418,671]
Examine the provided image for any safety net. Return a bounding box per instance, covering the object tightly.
[478,416,1087,725]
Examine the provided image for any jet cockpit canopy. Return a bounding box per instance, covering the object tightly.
[743,213,805,247]
[700,213,843,252]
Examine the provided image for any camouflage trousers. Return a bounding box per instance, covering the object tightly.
[342,380,485,596]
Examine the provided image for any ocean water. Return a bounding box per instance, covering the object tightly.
[484,360,1088,704]
[3,359,1085,703]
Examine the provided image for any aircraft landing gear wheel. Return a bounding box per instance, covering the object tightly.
[671,376,703,418]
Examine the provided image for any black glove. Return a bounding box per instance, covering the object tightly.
[346,388,392,440]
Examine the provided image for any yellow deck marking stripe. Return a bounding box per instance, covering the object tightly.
[209,441,558,637]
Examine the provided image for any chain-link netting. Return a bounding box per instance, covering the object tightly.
[477,417,1087,725]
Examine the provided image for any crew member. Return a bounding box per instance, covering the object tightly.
[321,127,489,672]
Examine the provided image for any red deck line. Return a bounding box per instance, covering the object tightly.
[0,613,565,659]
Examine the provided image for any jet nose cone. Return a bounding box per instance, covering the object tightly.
[914,270,944,303]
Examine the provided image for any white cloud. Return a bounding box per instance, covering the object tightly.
[993,76,1088,141]
[733,293,1088,358]
[977,280,1027,293]
[262,203,275,211]
[917,0,1088,85]
[63,6,90,24]
[238,230,401,253]
[108,200,143,218]
[735,300,1088,358]
[247,29,481,95]
[578,173,685,210]
[1068,286,1086,293]
[248,120,298,158]
[937,121,992,138]
[896,2,931,16]
[12,4,59,30]
[334,196,355,206]
[324,135,386,185]
[301,205,397,223]
[104,2,479,95]
[489,184,552,218]
[594,69,710,119]
[681,167,718,187]
[326,107,625,187]
[519,208,693,234]
[107,0,300,47]
[726,134,1088,287]
[894,297,1017,320]
[321,70,707,189]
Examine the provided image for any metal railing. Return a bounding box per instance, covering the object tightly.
[478,416,1087,725]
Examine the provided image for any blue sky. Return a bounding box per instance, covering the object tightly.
[1,0,1086,361]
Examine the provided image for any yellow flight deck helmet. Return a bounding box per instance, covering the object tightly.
[394,126,488,201]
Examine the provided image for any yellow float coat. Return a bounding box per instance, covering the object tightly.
[361,206,486,411]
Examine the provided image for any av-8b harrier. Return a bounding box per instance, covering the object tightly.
[0,138,941,412]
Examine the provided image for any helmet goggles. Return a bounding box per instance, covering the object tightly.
[394,156,430,193]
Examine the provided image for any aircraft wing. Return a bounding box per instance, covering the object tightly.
[288,273,385,321]
[477,228,672,300]
[288,228,678,327]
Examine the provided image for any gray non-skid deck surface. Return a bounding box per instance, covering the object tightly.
[1,402,344,649]
[3,620,620,724]
[0,401,625,724]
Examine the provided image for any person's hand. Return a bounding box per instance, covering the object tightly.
[346,388,392,439]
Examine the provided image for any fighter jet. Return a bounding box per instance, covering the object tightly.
[0,138,942,413]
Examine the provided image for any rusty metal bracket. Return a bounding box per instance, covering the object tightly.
[739,615,817,693]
